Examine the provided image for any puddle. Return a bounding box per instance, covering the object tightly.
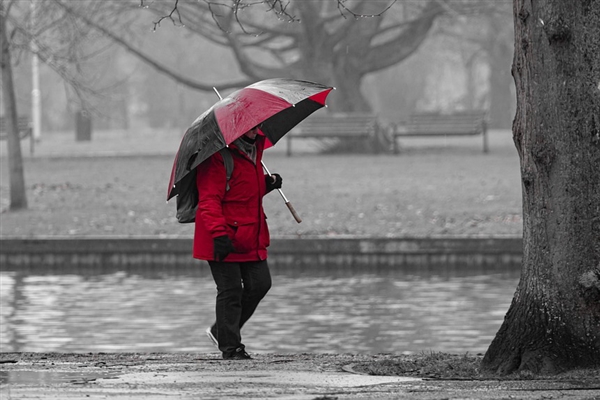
[0,370,119,385]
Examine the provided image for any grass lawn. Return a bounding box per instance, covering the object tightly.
[0,129,523,238]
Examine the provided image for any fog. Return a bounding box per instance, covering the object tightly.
[6,6,514,137]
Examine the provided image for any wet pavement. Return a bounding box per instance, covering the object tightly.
[1,353,599,399]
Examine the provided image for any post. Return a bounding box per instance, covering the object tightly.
[31,0,42,142]
[75,110,92,141]
[482,121,489,153]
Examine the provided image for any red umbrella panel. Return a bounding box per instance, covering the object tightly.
[167,78,333,201]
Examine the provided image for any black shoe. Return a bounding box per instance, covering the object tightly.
[223,347,252,360]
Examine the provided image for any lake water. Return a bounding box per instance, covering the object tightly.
[0,266,519,355]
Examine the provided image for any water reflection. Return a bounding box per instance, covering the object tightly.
[0,267,518,354]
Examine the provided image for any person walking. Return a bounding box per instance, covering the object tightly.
[193,125,283,360]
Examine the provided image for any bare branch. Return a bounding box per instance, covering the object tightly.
[55,0,252,91]
[141,0,184,30]
[336,0,396,20]
[263,0,299,22]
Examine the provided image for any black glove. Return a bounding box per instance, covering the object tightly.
[213,235,235,261]
[265,173,283,192]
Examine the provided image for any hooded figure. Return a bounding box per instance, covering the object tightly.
[193,126,282,360]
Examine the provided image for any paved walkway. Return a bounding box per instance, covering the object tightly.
[2,353,599,399]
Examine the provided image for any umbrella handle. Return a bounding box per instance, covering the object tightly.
[261,160,302,224]
[284,200,302,224]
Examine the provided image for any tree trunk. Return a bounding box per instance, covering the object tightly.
[0,6,28,211]
[330,70,371,113]
[482,0,600,374]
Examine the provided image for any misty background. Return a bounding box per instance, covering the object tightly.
[5,1,515,137]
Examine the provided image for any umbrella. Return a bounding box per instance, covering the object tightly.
[167,78,334,222]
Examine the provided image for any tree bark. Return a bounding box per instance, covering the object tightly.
[0,4,28,211]
[482,0,600,374]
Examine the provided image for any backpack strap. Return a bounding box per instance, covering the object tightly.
[218,147,234,191]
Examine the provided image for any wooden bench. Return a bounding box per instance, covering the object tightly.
[0,116,34,155]
[286,113,384,156]
[392,111,488,153]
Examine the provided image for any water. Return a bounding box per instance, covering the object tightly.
[0,266,518,355]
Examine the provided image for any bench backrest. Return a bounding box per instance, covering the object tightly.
[293,113,378,136]
[0,116,32,133]
[407,111,486,135]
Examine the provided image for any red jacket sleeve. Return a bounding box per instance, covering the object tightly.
[196,152,228,238]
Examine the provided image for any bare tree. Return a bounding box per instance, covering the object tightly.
[54,0,252,92]
[1,1,27,210]
[57,1,511,117]
[485,14,514,129]
[65,1,497,112]
[138,0,449,112]
[482,0,600,374]
[1,0,125,211]
[439,4,514,128]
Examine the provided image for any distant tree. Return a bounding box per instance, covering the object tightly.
[58,1,512,121]
[1,0,120,210]
[430,2,513,127]
[1,1,27,210]
[64,1,504,112]
[138,0,450,112]
[482,0,600,374]
[455,6,514,128]
[485,13,514,129]
[55,0,252,93]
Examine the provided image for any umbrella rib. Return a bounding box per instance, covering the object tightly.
[212,86,302,223]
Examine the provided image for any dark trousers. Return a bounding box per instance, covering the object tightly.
[208,260,272,354]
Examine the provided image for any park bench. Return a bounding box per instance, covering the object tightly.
[391,111,488,153]
[0,116,34,155]
[286,113,385,156]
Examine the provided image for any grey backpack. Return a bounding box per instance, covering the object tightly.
[176,148,233,223]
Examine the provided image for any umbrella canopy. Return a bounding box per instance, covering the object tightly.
[167,78,333,201]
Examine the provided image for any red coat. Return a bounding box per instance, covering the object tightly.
[193,138,270,262]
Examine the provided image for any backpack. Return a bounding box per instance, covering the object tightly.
[176,148,234,223]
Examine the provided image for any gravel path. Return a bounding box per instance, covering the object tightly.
[2,353,599,399]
